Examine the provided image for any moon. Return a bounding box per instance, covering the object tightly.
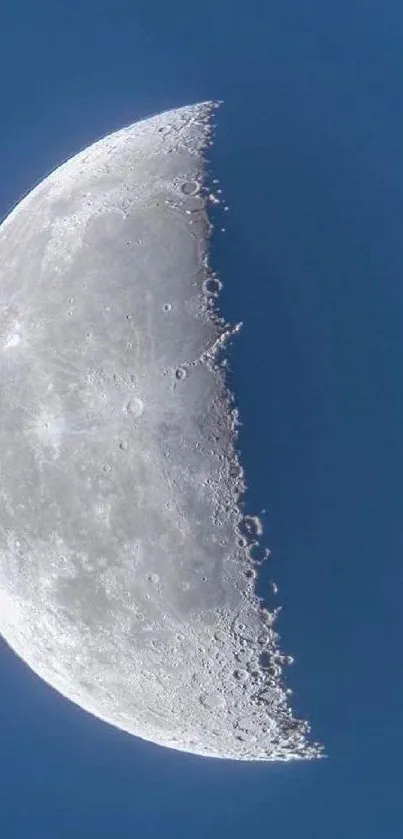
[0,101,321,761]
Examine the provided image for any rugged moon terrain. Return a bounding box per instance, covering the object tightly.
[0,101,321,760]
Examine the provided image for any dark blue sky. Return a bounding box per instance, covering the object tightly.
[1,1,402,836]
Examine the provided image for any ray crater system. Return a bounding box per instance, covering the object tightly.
[0,101,322,761]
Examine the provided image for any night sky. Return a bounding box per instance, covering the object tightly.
[1,1,402,836]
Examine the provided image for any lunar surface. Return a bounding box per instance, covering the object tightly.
[0,101,322,760]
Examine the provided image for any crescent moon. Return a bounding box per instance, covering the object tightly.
[0,102,321,761]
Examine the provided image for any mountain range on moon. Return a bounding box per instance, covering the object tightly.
[0,101,322,761]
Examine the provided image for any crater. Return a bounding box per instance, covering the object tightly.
[181,180,200,195]
[175,367,187,381]
[203,277,223,296]
[125,398,144,417]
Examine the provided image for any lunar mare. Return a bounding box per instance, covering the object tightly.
[0,102,322,760]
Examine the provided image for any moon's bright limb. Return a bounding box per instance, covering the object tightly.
[0,102,322,761]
